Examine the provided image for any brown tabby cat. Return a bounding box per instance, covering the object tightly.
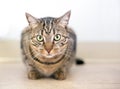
[21,11,83,80]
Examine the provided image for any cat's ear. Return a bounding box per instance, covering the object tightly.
[25,13,39,27]
[57,10,71,28]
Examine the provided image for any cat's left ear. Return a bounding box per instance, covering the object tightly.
[57,10,71,28]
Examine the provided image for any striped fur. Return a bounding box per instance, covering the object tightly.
[21,11,76,80]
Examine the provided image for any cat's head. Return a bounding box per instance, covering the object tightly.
[26,11,71,58]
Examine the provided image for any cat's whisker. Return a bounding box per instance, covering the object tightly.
[23,49,40,59]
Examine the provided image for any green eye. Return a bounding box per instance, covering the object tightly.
[54,34,61,41]
[36,35,44,42]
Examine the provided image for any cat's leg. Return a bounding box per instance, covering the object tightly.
[27,64,44,80]
[27,68,40,79]
[52,67,68,80]
[22,52,43,79]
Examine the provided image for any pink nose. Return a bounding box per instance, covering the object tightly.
[46,48,52,53]
[44,43,53,53]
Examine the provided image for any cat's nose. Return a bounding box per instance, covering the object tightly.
[46,48,52,53]
[44,43,53,53]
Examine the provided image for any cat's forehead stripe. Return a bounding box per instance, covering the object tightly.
[41,17,55,34]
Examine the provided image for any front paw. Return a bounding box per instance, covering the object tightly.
[28,70,41,80]
[53,70,67,80]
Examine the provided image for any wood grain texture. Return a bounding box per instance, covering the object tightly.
[0,59,120,89]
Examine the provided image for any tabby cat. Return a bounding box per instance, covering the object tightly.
[21,11,84,80]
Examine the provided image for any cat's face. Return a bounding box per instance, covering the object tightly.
[26,11,71,58]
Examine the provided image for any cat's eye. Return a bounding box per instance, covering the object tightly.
[54,34,61,41]
[36,35,44,42]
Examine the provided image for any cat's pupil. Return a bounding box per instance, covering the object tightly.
[56,35,59,38]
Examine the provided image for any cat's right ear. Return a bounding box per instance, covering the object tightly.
[25,13,39,27]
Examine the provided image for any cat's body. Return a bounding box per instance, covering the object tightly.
[21,11,82,80]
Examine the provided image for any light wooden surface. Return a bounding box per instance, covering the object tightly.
[0,59,120,89]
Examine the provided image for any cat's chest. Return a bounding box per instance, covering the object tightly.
[38,65,58,76]
[34,60,63,76]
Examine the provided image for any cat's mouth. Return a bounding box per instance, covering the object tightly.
[41,48,66,59]
[41,53,62,59]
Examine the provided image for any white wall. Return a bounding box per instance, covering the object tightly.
[0,0,120,42]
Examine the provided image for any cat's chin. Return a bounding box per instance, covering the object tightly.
[44,55,55,58]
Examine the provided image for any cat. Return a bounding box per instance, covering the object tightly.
[21,10,84,80]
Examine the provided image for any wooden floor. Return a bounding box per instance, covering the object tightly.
[0,59,120,89]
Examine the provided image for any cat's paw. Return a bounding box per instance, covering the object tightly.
[28,70,41,80]
[53,70,67,80]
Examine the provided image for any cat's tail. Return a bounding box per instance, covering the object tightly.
[76,58,85,65]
